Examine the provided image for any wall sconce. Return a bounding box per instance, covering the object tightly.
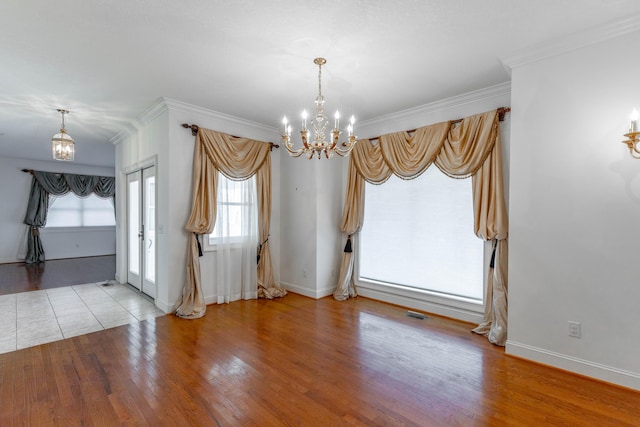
[622,108,640,159]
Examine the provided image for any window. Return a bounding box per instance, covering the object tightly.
[46,193,115,228]
[206,173,258,248]
[359,167,483,302]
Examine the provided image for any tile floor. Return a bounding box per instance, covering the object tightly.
[0,281,165,354]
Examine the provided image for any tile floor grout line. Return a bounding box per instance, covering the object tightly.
[71,283,108,331]
[13,293,17,353]
[74,282,117,330]
[44,288,65,340]
[0,282,164,354]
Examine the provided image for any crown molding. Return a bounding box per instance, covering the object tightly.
[501,14,640,74]
[162,97,276,135]
[110,97,278,145]
[358,81,511,133]
[109,97,168,145]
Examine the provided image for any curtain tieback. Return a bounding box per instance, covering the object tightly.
[257,236,269,265]
[489,239,497,268]
[195,234,203,257]
[31,227,40,237]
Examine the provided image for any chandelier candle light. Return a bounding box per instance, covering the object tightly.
[51,109,75,161]
[282,58,357,159]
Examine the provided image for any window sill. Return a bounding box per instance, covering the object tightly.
[203,238,256,252]
[40,226,116,234]
[356,277,484,323]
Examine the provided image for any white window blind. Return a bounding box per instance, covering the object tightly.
[359,167,483,301]
[46,193,115,228]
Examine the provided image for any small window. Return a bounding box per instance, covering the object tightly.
[205,173,258,249]
[46,193,115,228]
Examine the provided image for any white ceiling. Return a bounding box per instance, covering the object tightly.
[1,0,639,167]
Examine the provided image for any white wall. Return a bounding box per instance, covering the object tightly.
[115,98,281,312]
[279,145,346,298]
[0,156,115,263]
[114,103,169,307]
[507,30,640,389]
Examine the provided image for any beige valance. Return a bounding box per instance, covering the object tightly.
[335,109,509,345]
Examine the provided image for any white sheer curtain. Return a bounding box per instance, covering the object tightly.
[212,173,258,303]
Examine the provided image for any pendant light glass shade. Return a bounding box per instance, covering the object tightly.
[52,109,74,161]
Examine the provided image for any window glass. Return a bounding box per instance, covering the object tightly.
[359,167,483,301]
[207,174,257,246]
[46,193,115,227]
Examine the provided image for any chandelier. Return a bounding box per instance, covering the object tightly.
[51,109,75,161]
[282,58,357,159]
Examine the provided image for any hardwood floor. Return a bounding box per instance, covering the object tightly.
[0,293,638,426]
[0,255,115,296]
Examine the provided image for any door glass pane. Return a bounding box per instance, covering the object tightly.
[128,180,140,275]
[145,176,156,283]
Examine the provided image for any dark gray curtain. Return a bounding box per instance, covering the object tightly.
[23,171,116,264]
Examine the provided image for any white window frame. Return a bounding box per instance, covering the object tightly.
[354,173,489,322]
[203,174,258,252]
[44,192,115,229]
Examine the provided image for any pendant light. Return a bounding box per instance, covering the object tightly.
[52,109,75,161]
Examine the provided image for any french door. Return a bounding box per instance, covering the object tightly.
[127,166,156,298]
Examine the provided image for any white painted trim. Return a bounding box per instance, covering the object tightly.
[501,14,640,74]
[0,258,22,265]
[356,284,483,324]
[154,299,174,314]
[280,281,334,299]
[110,98,169,145]
[506,340,640,391]
[163,97,277,135]
[120,155,157,176]
[40,226,116,234]
[357,82,511,137]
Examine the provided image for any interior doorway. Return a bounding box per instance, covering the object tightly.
[126,166,156,298]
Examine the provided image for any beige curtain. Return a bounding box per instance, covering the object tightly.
[175,129,286,319]
[334,109,509,345]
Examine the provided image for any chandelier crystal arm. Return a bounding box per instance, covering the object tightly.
[281,58,357,160]
[622,131,640,159]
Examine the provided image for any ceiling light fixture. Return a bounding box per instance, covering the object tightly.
[52,109,75,161]
[623,108,640,159]
[282,58,356,159]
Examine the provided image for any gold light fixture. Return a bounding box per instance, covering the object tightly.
[52,109,75,161]
[282,58,357,159]
[622,108,640,159]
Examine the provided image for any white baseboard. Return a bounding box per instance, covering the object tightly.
[155,299,174,314]
[280,281,334,299]
[0,258,22,264]
[506,340,640,391]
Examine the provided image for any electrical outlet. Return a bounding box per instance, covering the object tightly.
[303,269,307,279]
[568,321,581,338]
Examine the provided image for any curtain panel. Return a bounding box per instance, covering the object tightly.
[22,171,116,264]
[334,109,509,346]
[175,129,286,319]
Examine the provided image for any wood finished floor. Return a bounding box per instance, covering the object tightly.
[0,293,638,426]
[0,255,116,296]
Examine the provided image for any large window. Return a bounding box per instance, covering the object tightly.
[359,167,483,301]
[206,173,258,248]
[46,193,115,228]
